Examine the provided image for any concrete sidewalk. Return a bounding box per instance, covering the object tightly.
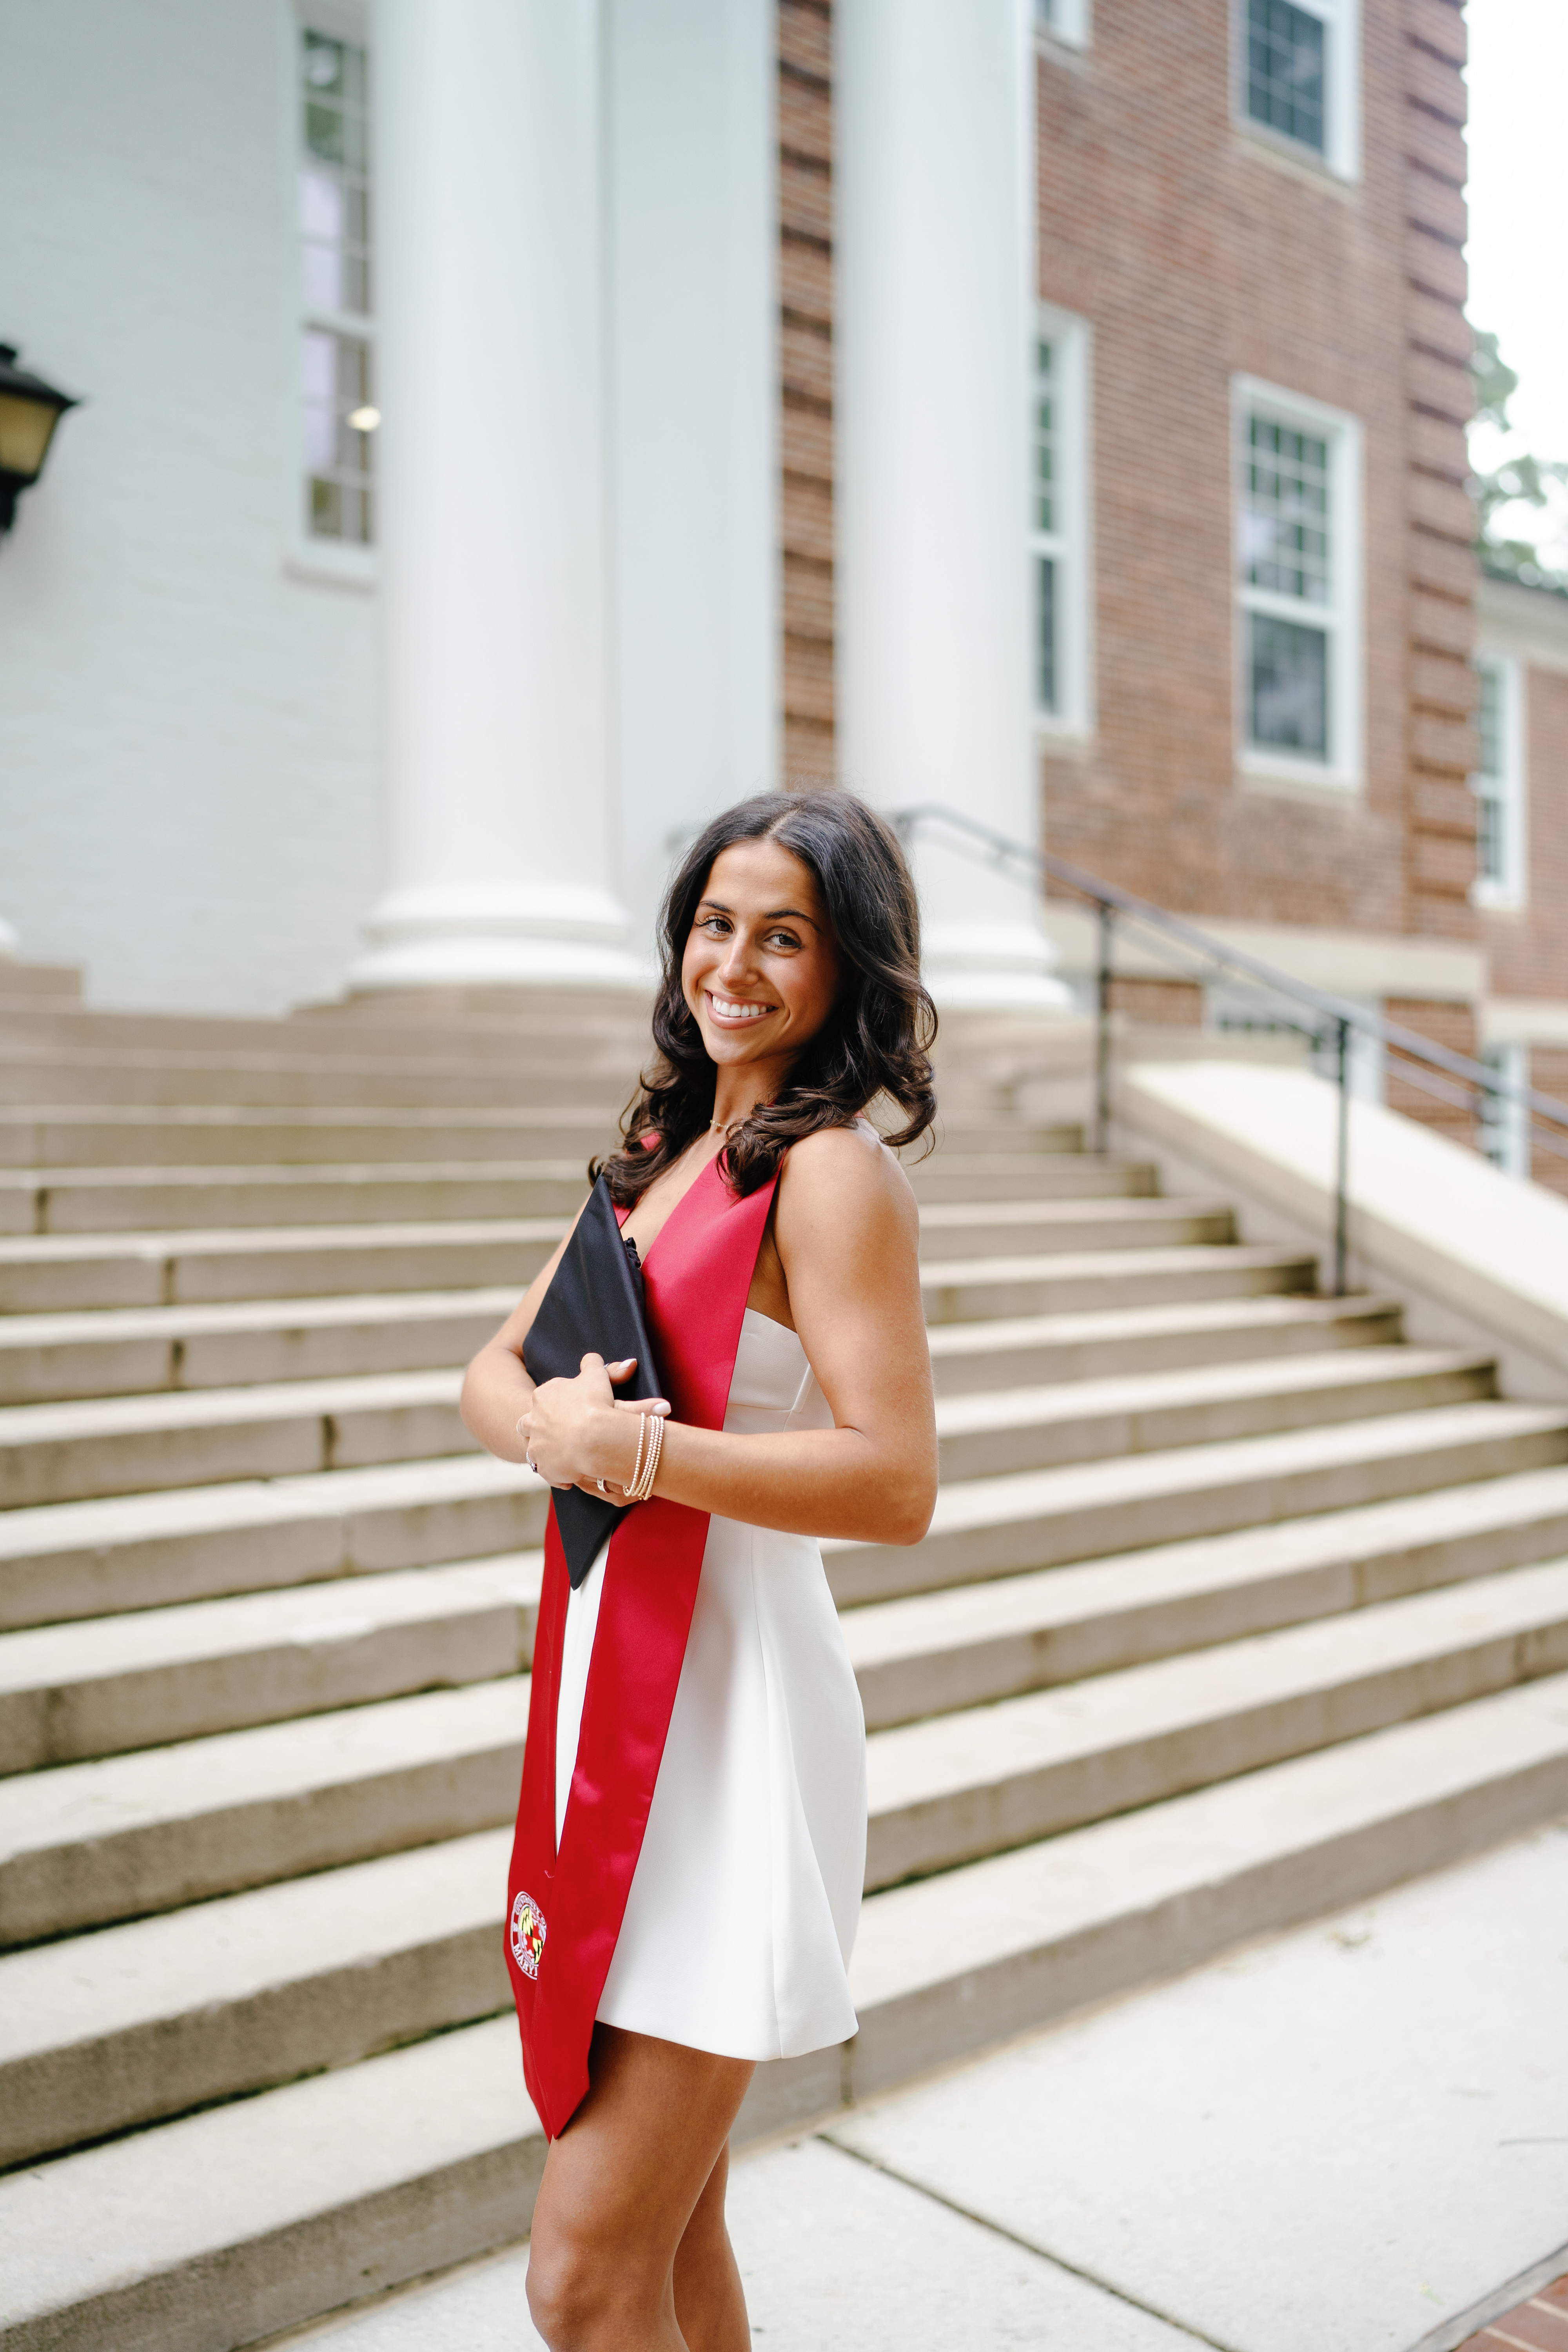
[276,1818,1568,2352]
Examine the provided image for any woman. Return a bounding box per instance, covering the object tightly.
[461,788,939,2351]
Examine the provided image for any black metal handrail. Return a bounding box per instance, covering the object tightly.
[890,801,1568,1295]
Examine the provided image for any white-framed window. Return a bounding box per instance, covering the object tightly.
[1470,654,1527,908]
[1234,377,1363,791]
[1035,0,1091,51]
[297,20,376,547]
[1031,309,1093,738]
[1238,0,1359,180]
[1477,1041,1530,1177]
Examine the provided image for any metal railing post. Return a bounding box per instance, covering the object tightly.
[1334,1017,1351,1298]
[1094,904,1114,1157]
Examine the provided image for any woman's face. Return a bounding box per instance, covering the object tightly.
[681,838,841,1082]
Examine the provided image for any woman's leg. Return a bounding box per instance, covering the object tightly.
[526,2023,755,2352]
[673,2140,746,2352]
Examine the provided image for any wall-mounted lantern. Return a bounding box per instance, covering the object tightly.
[0,345,81,535]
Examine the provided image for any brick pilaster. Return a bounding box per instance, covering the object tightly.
[1402,0,1479,941]
[779,0,836,781]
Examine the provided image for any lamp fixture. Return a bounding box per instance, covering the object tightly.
[0,344,81,535]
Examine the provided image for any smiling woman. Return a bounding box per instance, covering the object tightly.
[459,788,939,2352]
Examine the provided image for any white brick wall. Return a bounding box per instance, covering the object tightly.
[0,0,377,1013]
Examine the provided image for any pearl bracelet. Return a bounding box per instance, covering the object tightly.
[623,1409,664,1504]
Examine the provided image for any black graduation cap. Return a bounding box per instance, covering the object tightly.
[523,1176,665,1588]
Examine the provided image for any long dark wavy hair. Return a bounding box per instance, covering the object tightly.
[593,789,937,1203]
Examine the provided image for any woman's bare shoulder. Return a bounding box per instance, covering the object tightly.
[777,1119,919,1232]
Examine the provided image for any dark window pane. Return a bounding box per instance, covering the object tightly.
[1244,412,1331,602]
[1475,662,1503,780]
[1038,555,1057,713]
[1250,612,1328,755]
[1247,0,1326,154]
[1474,785,1504,885]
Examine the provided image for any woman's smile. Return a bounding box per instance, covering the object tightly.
[705,991,778,1025]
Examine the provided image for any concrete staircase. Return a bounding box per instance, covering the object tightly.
[5,969,1568,2352]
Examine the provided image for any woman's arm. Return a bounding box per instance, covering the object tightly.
[517,1126,938,1547]
[457,1208,577,1464]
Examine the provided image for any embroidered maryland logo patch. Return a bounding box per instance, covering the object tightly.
[510,1890,546,1980]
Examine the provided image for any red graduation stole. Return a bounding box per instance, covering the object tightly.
[504,1153,778,2139]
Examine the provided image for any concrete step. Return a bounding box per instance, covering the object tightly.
[7,1678,1568,2349]
[12,1455,1568,1788]
[845,1463,1568,1728]
[0,997,650,1059]
[9,1399,1562,1639]
[0,1158,603,1236]
[0,1151,1109,1239]
[920,1241,1318,1321]
[0,1284,1400,1410]
[915,1196,1234,1259]
[930,1347,1494,1486]
[0,1369,482,1509]
[0,1676,529,1945]
[0,1557,542,1771]
[0,1343,1488,1512]
[7,1449,1565,1943]
[0,1828,517,2172]
[906,1154,1157,1203]
[925,1120,1082,1157]
[860,1557,1568,1889]
[826,1399,1568,1608]
[0,961,83,1003]
[0,1045,644,1109]
[0,1105,629,1170]
[927,1291,1404,1396]
[14,1420,1561,1777]
[840,1669,1568,2131]
[0,1286,521,1404]
[0,1219,564,1315]
[0,2013,541,2352]
[0,1452,548,1631]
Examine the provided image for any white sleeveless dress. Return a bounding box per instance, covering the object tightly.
[553,1308,867,2061]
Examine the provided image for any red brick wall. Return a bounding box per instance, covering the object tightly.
[779,0,836,782]
[1383,996,1477,1144]
[1032,0,1478,952]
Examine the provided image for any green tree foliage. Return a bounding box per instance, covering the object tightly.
[1470,328,1568,592]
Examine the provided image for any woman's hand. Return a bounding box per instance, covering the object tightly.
[517,1354,671,1495]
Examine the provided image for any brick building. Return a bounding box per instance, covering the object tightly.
[2,0,1563,1143]
[781,0,1565,1171]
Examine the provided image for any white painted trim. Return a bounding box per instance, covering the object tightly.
[1476,575,1568,676]
[284,4,380,581]
[1031,303,1094,740]
[1471,651,1526,910]
[285,543,376,592]
[1484,998,1568,1048]
[1233,372,1364,794]
[1033,0,1090,53]
[1233,0,1361,183]
[1477,1040,1530,1178]
[1041,901,1486,1003]
[296,0,367,38]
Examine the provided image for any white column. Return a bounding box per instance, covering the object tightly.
[351,0,640,991]
[835,0,1067,1009]
[604,0,779,952]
